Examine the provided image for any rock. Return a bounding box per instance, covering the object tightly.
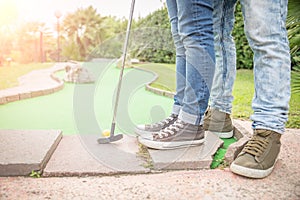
[116,54,132,69]
[64,64,95,84]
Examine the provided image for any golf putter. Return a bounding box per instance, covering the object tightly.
[98,0,136,144]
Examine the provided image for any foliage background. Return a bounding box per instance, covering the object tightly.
[1,3,298,70]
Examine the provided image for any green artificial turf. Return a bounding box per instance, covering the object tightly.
[135,63,176,92]
[0,79,76,134]
[0,61,173,136]
[210,137,237,169]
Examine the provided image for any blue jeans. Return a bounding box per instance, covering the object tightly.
[210,0,291,134]
[166,0,215,125]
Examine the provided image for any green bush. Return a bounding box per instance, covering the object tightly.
[287,0,300,96]
[134,3,255,68]
[133,2,300,71]
[287,0,300,69]
[134,8,175,64]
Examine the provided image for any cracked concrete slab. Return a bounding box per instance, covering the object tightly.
[224,119,252,164]
[43,134,149,177]
[0,130,62,176]
[147,132,224,170]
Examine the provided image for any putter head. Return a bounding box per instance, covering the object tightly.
[97,134,123,144]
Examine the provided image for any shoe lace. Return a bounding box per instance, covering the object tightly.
[243,133,270,157]
[154,120,185,139]
[149,114,177,128]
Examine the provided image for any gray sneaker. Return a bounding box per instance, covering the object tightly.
[203,107,233,138]
[138,119,205,150]
[230,129,281,179]
[135,114,178,139]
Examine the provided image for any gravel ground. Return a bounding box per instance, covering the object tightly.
[1,168,299,200]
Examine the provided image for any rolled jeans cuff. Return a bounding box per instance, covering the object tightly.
[172,104,181,115]
[179,109,203,125]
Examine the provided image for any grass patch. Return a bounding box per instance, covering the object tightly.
[231,70,300,128]
[137,143,154,169]
[135,63,176,92]
[0,62,54,90]
[286,92,300,128]
[232,70,254,119]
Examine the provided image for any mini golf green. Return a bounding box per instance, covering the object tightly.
[0,60,173,136]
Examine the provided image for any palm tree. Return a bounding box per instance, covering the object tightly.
[62,6,104,60]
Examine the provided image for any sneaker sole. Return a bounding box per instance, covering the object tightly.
[230,160,276,179]
[138,136,205,150]
[134,128,155,140]
[209,130,234,139]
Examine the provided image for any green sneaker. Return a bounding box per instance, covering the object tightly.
[230,129,281,179]
[203,107,233,138]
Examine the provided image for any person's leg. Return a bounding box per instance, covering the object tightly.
[231,0,291,178]
[138,0,215,149]
[245,1,291,134]
[210,0,237,114]
[177,0,215,125]
[134,0,183,138]
[167,0,186,116]
[203,0,237,138]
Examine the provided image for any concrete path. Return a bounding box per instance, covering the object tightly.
[1,126,299,200]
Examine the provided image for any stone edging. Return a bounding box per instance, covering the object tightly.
[132,66,175,99]
[0,63,67,105]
